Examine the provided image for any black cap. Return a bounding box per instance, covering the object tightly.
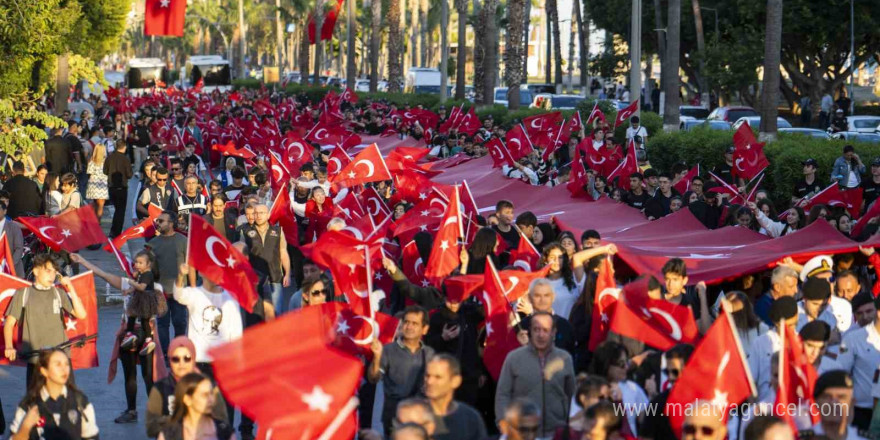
[802,158,818,167]
[802,276,832,301]
[769,296,798,323]
[799,320,831,342]
[813,370,853,398]
[726,146,735,154]
[872,157,880,167]
[852,292,875,312]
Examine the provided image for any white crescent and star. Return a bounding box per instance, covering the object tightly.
[328,157,343,174]
[647,307,683,341]
[355,160,376,178]
[314,128,328,140]
[206,237,235,268]
[348,315,380,345]
[38,226,65,244]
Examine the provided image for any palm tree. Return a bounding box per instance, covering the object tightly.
[547,0,562,87]
[369,0,382,91]
[573,0,587,89]
[299,18,310,83]
[411,0,420,68]
[483,0,498,101]
[522,0,530,78]
[346,0,355,88]
[759,0,783,140]
[440,0,449,101]
[420,0,429,66]
[505,0,526,109]
[388,0,404,92]
[662,0,681,131]
[313,0,325,83]
[473,0,485,103]
[454,0,468,99]
[690,0,707,105]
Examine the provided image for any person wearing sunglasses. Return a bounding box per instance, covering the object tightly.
[146,337,229,439]
[138,166,177,218]
[498,398,542,440]
[588,341,649,437]
[301,274,332,307]
[680,400,728,440]
[567,375,610,434]
[638,344,694,440]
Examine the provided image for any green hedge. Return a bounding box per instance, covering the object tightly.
[648,127,880,211]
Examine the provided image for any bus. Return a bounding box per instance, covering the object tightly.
[183,55,232,92]
[125,58,168,93]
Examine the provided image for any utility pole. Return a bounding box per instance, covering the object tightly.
[629,0,641,109]
[238,0,247,78]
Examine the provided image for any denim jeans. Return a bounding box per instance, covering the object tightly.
[157,298,188,356]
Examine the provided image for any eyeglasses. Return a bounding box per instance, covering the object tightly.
[662,368,681,377]
[517,425,539,434]
[156,178,168,182]
[170,355,192,364]
[308,288,328,296]
[683,424,716,436]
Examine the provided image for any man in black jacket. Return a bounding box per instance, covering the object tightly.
[44,126,72,173]
[104,142,133,237]
[4,162,42,218]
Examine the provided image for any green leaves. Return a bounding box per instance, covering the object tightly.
[0,99,66,157]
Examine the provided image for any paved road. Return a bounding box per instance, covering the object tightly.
[1,180,155,439]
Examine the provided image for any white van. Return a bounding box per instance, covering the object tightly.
[183,55,232,92]
[125,58,167,94]
[404,68,442,94]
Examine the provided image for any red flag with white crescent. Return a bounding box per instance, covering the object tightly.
[588,257,619,351]
[609,277,699,350]
[187,215,259,312]
[614,100,639,129]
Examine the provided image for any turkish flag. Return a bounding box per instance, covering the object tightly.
[505,124,533,160]
[486,138,516,169]
[305,120,347,145]
[19,206,106,253]
[187,215,259,312]
[497,265,551,303]
[66,272,99,369]
[481,258,522,381]
[543,119,572,162]
[339,87,358,104]
[570,111,584,135]
[706,169,745,204]
[308,231,378,316]
[854,198,880,237]
[316,302,398,360]
[269,152,291,194]
[424,186,463,284]
[209,307,363,440]
[581,139,623,178]
[588,258,619,351]
[509,229,541,271]
[586,102,607,127]
[673,164,701,195]
[607,140,639,191]
[401,240,430,288]
[104,215,157,252]
[0,273,30,366]
[614,100,639,129]
[333,190,366,221]
[144,0,187,36]
[107,239,135,278]
[268,184,299,247]
[609,277,699,350]
[326,146,353,180]
[793,183,863,219]
[455,107,482,136]
[361,186,392,225]
[0,232,16,276]
[392,189,448,238]
[775,324,820,431]
[732,122,770,180]
[391,146,430,163]
[330,143,392,187]
[523,112,562,138]
[666,308,756,438]
[438,104,464,133]
[213,140,256,160]
[566,148,591,199]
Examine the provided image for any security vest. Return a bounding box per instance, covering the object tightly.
[242,224,283,282]
[176,193,207,217]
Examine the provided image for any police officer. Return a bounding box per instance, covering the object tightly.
[175,176,208,220]
[811,371,871,440]
[748,296,798,403]
[238,204,292,315]
[799,321,842,376]
[137,166,177,217]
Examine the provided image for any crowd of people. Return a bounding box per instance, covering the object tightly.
[1,84,880,440]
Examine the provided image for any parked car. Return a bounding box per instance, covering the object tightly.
[778,128,831,139]
[731,116,793,131]
[529,94,586,110]
[679,106,711,121]
[707,106,760,123]
[493,87,533,107]
[526,84,557,95]
[846,116,880,133]
[832,132,880,144]
[680,120,732,131]
[404,68,442,94]
[354,79,388,92]
[282,72,301,84]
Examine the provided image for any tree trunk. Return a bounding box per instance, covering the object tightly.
[238,0,247,78]
[455,0,467,99]
[573,0,587,89]
[567,18,574,93]
[276,0,284,67]
[440,0,449,101]
[411,0,420,68]
[522,0,531,78]
[473,0,486,104]
[314,0,325,84]
[370,0,382,91]
[299,19,310,84]
[662,0,681,130]
[505,0,526,109]
[544,8,551,84]
[690,0,707,106]
[759,0,783,141]
[547,0,562,88]
[346,0,356,88]
[652,0,666,91]
[483,0,498,104]
[420,0,428,66]
[388,0,404,92]
[55,55,69,114]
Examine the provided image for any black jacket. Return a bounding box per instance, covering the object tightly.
[425,302,485,381]
[104,150,133,188]
[44,135,71,173]
[4,175,43,218]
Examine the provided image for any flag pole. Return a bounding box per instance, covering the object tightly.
[721,298,758,397]
[778,318,785,404]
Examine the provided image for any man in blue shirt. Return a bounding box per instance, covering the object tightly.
[755,265,800,326]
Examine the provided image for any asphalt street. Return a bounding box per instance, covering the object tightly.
[1,180,154,439]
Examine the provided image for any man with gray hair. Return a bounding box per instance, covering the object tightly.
[394,398,436,437]
[238,203,292,315]
[515,278,575,354]
[754,264,799,326]
[499,398,542,440]
[327,217,346,231]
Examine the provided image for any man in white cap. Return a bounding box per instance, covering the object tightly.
[798,255,853,334]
